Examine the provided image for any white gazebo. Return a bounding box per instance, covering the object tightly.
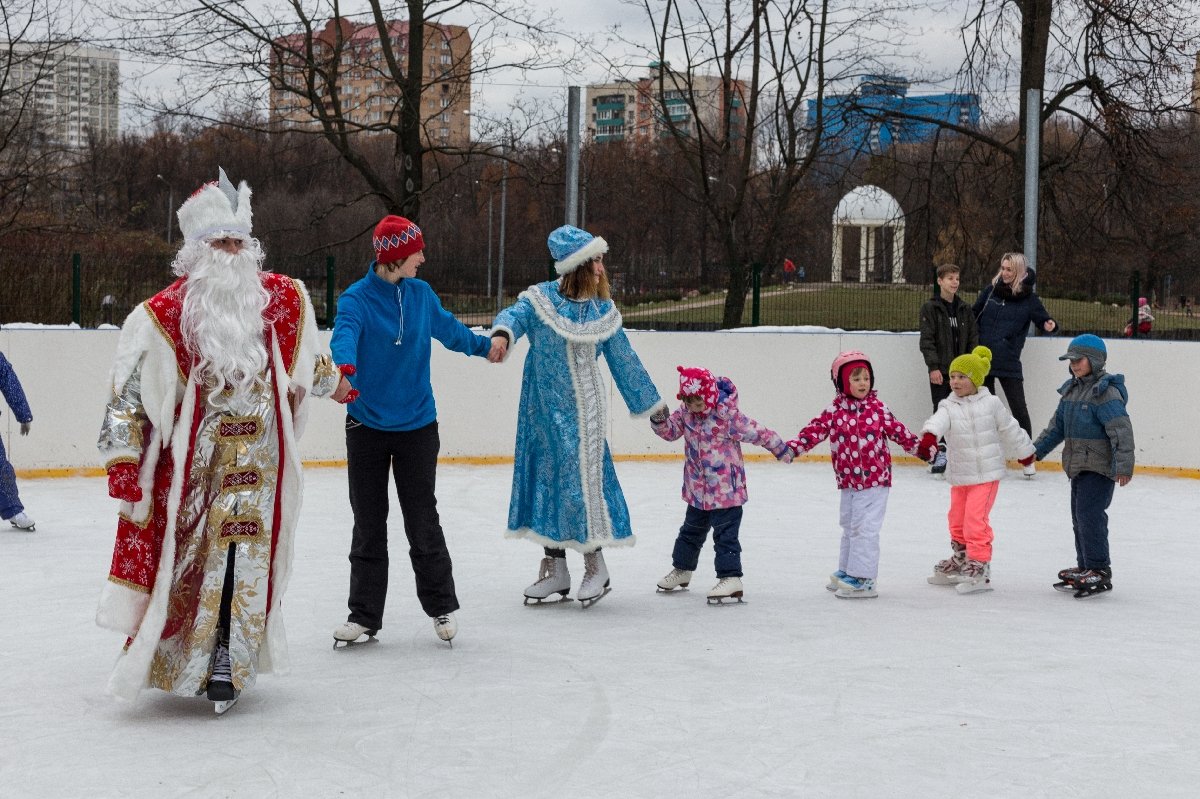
[831,185,906,284]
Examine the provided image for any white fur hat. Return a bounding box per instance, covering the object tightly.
[177,167,253,242]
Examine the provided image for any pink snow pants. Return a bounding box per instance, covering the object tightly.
[947,480,1000,562]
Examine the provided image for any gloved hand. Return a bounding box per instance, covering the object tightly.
[1018,454,1036,466]
[776,446,793,464]
[650,407,669,425]
[20,422,30,435]
[917,432,939,463]
[107,462,143,502]
[334,364,360,404]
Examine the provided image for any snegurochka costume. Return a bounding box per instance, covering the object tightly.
[95,172,339,701]
[492,226,665,554]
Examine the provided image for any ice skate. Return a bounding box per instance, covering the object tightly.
[1053,566,1085,593]
[827,570,847,592]
[927,541,967,585]
[930,443,947,476]
[213,696,240,715]
[1022,462,1037,478]
[433,613,456,645]
[707,576,744,605]
[332,621,378,649]
[7,512,35,531]
[955,560,993,594]
[1073,568,1112,599]
[657,567,693,592]
[523,556,572,605]
[206,640,237,707]
[577,551,611,609]
[834,576,878,599]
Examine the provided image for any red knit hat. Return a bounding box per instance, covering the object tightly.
[677,366,718,411]
[373,215,424,265]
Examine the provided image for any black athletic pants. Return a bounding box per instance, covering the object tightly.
[983,375,1033,438]
[345,418,459,629]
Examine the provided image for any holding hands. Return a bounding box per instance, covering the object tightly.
[488,335,508,363]
[917,432,939,464]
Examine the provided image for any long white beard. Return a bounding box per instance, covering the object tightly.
[176,240,271,404]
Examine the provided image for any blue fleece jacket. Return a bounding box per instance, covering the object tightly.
[331,264,490,431]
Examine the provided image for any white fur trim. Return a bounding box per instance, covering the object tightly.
[505,527,635,553]
[177,181,253,242]
[489,325,517,362]
[95,580,151,637]
[522,285,621,344]
[554,236,608,275]
[631,400,669,420]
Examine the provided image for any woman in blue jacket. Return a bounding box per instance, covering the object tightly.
[973,252,1056,473]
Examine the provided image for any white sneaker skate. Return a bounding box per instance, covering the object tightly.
[433,613,457,644]
[707,576,744,605]
[577,551,611,608]
[1023,462,1037,478]
[827,570,848,592]
[657,568,693,592]
[834,576,878,599]
[524,556,572,605]
[956,560,993,594]
[8,512,35,531]
[332,621,377,648]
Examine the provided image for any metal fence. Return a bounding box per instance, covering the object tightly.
[3,253,1198,341]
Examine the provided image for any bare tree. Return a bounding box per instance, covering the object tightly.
[106,0,581,230]
[613,0,906,327]
[0,0,82,234]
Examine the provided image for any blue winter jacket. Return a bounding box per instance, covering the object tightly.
[330,265,490,431]
[1033,369,1134,479]
[972,271,1055,379]
[0,352,32,424]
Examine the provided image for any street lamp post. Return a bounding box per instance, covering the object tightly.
[155,174,174,245]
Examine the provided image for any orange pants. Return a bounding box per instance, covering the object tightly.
[947,481,1000,562]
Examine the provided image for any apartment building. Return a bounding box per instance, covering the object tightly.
[585,62,747,144]
[0,42,119,148]
[269,18,471,147]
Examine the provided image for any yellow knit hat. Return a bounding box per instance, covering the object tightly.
[949,346,992,387]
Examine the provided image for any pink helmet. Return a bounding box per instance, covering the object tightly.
[1138,297,1148,306]
[830,350,873,395]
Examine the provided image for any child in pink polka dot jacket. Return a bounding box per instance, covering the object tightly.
[787,350,926,599]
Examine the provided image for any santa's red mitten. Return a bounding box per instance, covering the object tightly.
[107,462,143,502]
[917,433,939,464]
[1018,454,1036,466]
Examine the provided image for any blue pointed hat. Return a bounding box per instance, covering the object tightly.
[547,225,608,275]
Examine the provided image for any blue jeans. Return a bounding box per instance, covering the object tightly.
[1071,471,1115,570]
[672,505,744,578]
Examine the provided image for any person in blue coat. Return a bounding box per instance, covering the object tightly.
[972,252,1057,474]
[490,225,667,607]
[0,350,34,531]
[330,215,505,647]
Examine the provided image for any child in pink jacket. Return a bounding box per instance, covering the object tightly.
[788,350,924,599]
[651,366,791,604]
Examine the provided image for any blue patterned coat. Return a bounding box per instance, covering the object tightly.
[493,282,665,552]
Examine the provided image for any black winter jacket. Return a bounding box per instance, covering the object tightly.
[918,295,978,376]
[972,272,1055,380]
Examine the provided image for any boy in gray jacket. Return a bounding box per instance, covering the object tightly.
[1032,334,1134,599]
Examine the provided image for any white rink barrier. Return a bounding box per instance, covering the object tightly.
[1,326,1193,476]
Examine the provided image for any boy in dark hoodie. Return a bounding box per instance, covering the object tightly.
[1032,334,1134,599]
[918,263,978,474]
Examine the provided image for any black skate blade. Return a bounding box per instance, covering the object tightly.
[707,593,745,605]
[579,587,612,609]
[333,635,378,650]
[1074,583,1113,599]
[1052,581,1076,593]
[523,594,574,606]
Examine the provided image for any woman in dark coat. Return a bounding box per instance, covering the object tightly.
[972,253,1057,472]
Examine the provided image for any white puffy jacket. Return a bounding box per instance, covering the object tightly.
[922,387,1034,486]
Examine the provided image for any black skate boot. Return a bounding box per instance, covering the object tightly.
[1053,566,1085,593]
[1073,568,1113,599]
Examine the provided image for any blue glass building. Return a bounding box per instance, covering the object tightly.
[807,75,980,155]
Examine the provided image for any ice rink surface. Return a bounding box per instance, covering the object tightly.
[3,460,1198,798]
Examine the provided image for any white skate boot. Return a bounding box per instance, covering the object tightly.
[707,576,745,605]
[433,613,457,645]
[657,567,693,592]
[927,541,967,585]
[8,512,35,531]
[577,551,611,608]
[524,556,571,605]
[332,621,378,649]
[955,560,993,594]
